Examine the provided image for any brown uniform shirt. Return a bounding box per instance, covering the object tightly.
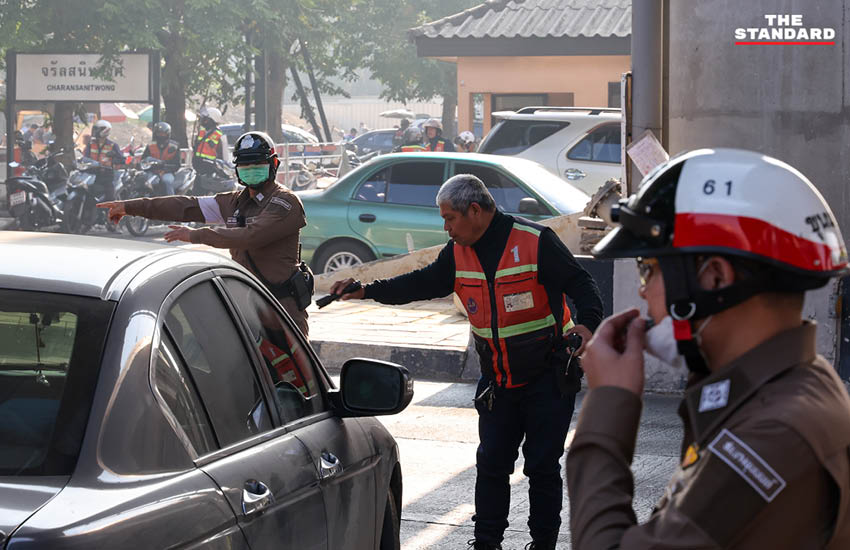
[567,322,850,549]
[124,181,309,335]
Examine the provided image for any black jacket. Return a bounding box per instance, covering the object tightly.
[365,210,603,334]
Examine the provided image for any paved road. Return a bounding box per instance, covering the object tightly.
[378,381,683,550]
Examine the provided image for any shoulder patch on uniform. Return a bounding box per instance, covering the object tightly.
[270,196,292,210]
[708,428,787,502]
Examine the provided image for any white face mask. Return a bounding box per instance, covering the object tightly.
[644,258,715,370]
[645,315,713,371]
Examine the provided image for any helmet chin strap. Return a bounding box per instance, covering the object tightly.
[657,255,766,376]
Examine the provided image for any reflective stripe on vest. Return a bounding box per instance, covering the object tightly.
[194,129,222,160]
[454,221,573,387]
[400,144,426,152]
[90,142,115,167]
[427,140,445,152]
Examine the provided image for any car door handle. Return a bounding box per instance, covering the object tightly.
[242,479,274,516]
[359,213,376,223]
[319,451,343,479]
[564,168,586,180]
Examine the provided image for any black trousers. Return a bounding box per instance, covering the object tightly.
[473,369,576,545]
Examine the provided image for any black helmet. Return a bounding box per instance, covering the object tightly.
[233,131,277,165]
[152,121,171,146]
[403,126,423,145]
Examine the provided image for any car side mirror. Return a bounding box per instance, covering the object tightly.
[331,359,414,417]
[518,197,546,215]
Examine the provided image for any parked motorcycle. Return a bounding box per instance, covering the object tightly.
[63,157,124,234]
[121,157,197,236]
[4,149,69,231]
[191,158,237,196]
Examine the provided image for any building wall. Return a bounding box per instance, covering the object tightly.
[669,1,849,237]
[456,55,631,133]
[668,0,850,373]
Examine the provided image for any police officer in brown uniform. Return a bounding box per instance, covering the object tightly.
[567,148,850,549]
[98,131,311,335]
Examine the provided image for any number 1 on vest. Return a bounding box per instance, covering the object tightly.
[511,245,520,263]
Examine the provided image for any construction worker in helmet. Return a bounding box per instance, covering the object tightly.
[393,126,426,153]
[98,131,310,335]
[454,130,477,153]
[422,118,454,152]
[192,106,227,174]
[141,121,181,195]
[568,148,850,549]
[84,119,125,202]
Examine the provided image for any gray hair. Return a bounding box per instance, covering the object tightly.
[436,174,496,213]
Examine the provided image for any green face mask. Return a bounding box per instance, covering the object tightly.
[237,165,269,187]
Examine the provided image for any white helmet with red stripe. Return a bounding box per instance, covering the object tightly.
[594,148,848,373]
[595,148,847,279]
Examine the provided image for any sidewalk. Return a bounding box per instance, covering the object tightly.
[307,296,478,382]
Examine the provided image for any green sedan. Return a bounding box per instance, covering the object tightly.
[297,152,591,273]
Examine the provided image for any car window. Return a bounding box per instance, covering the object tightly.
[386,161,445,207]
[165,282,273,447]
[453,162,535,214]
[355,166,389,202]
[479,120,570,155]
[0,290,113,476]
[222,278,324,424]
[567,124,621,164]
[375,132,395,148]
[153,331,217,456]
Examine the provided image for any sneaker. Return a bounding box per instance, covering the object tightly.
[467,539,503,550]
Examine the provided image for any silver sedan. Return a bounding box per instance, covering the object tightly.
[0,232,412,549]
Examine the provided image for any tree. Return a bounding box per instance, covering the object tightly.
[0,0,163,167]
[339,0,480,139]
[153,0,243,147]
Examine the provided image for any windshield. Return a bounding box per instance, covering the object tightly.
[505,160,590,214]
[479,119,570,155]
[0,290,114,476]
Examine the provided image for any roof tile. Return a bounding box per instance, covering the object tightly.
[412,0,631,40]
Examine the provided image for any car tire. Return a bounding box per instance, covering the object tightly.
[314,241,375,274]
[379,486,400,550]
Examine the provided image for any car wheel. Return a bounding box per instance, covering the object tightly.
[314,241,375,274]
[379,486,400,550]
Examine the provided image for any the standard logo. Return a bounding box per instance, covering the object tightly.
[734,14,835,45]
[467,297,478,315]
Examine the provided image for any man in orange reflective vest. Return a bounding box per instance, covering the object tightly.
[84,119,125,202]
[192,106,226,175]
[393,126,427,153]
[330,174,603,550]
[141,121,181,195]
[422,118,454,152]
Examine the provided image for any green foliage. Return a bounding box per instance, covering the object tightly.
[337,0,479,104]
[0,0,480,125]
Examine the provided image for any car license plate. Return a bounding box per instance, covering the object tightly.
[9,190,26,207]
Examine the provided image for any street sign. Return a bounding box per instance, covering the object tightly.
[14,53,152,102]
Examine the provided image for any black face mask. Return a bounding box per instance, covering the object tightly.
[202,118,217,130]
